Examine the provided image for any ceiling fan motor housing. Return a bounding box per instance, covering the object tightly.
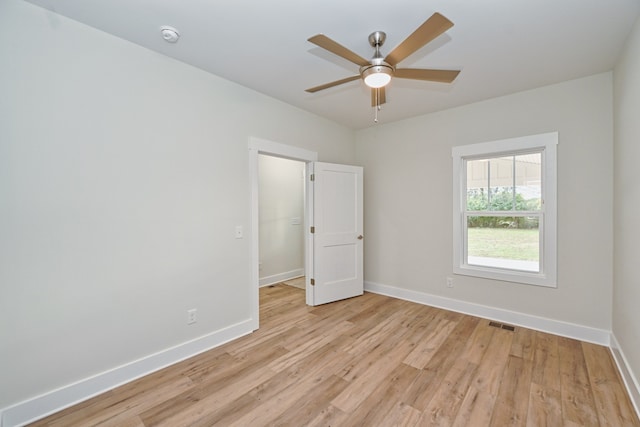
[361,30,394,87]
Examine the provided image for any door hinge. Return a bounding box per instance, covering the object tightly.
[310,278,315,286]
[310,226,315,234]
[310,174,315,181]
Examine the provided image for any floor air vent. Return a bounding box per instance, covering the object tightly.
[489,321,515,331]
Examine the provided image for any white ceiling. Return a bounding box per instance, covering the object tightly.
[24,0,640,130]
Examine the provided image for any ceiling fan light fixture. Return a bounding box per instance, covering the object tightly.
[362,65,393,88]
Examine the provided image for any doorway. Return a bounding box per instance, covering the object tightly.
[249,138,318,330]
[249,138,364,328]
[257,154,306,289]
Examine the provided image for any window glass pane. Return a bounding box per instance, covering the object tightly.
[515,153,542,211]
[489,157,514,211]
[466,159,489,210]
[467,216,539,272]
[490,186,516,211]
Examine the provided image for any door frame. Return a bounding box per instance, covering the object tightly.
[249,137,318,330]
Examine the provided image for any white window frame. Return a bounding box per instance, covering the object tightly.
[452,132,557,287]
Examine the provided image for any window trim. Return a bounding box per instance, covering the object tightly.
[452,132,558,287]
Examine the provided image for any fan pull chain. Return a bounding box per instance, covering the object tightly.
[374,88,381,123]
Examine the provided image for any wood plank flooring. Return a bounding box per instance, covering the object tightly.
[281,276,305,290]
[30,285,640,426]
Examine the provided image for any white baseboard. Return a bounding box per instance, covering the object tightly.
[1,319,255,427]
[364,281,610,345]
[259,268,304,287]
[610,333,640,420]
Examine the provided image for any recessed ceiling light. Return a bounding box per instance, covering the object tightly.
[160,26,180,43]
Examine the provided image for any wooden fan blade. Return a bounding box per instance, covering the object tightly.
[394,68,460,83]
[384,13,453,66]
[308,34,370,67]
[305,75,361,93]
[371,87,386,107]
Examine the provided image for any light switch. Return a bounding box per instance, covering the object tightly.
[235,226,243,239]
[291,217,301,225]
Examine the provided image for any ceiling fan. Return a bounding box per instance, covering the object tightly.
[305,12,460,113]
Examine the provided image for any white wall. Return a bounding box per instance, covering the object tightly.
[613,14,640,405]
[258,155,305,283]
[0,0,354,412]
[355,72,613,331]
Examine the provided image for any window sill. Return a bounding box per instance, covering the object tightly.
[453,263,557,288]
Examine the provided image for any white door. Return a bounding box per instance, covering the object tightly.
[308,162,364,305]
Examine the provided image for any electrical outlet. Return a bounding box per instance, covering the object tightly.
[187,308,197,325]
[235,226,243,239]
[446,277,454,288]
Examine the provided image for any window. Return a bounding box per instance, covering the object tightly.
[452,133,557,287]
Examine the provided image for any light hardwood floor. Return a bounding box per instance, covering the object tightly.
[31,285,639,426]
[282,276,305,290]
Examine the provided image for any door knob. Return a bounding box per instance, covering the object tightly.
[357,235,364,240]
